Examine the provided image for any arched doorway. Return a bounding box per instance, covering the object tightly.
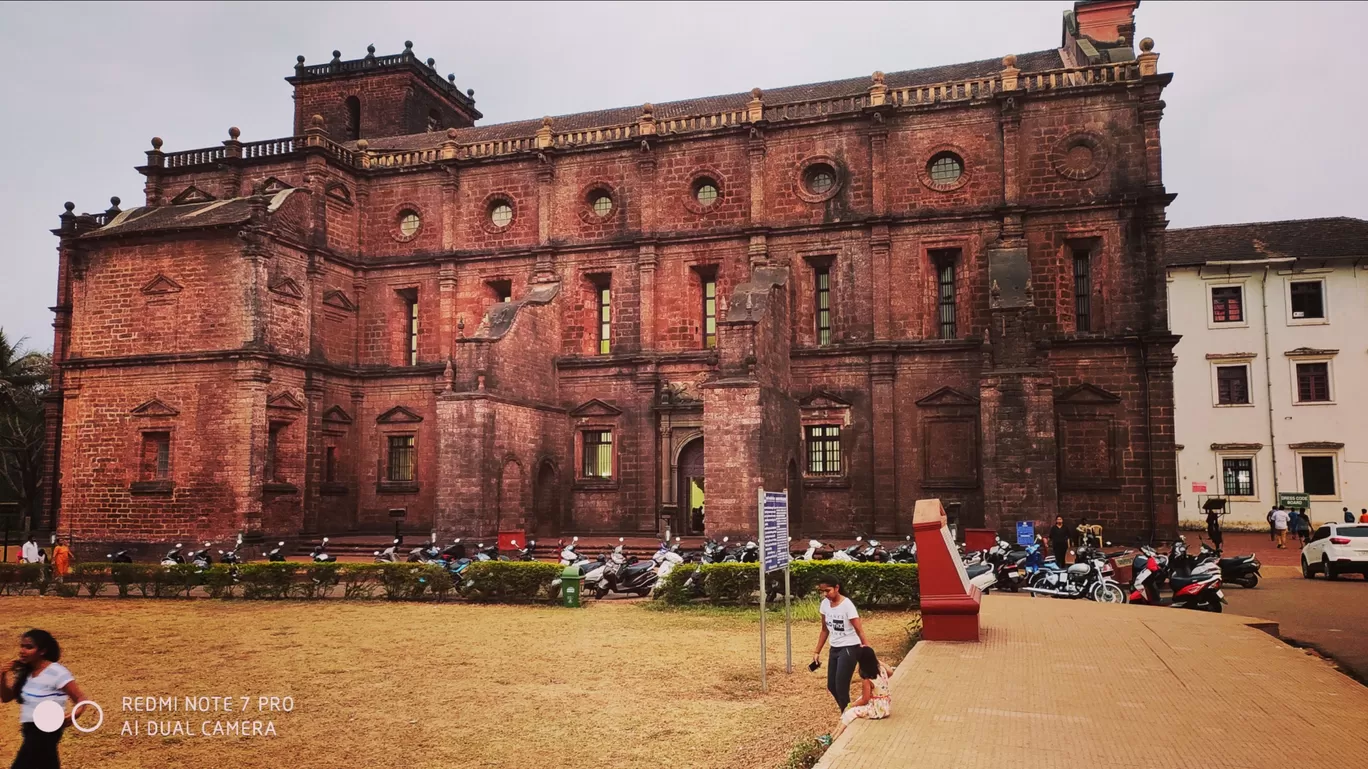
[677,437,705,535]
[787,458,804,537]
[532,459,559,538]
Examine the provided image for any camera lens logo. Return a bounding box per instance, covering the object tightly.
[33,699,103,733]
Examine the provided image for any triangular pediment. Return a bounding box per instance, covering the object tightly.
[916,386,979,407]
[799,390,852,409]
[322,289,357,312]
[569,399,622,417]
[325,183,352,203]
[322,405,353,424]
[267,391,305,411]
[377,406,424,424]
[171,186,216,205]
[130,398,179,417]
[258,177,293,195]
[1055,383,1122,404]
[268,275,304,299]
[141,274,183,295]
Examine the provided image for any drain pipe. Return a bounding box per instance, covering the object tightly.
[1260,264,1279,504]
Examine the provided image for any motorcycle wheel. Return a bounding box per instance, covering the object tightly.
[1239,573,1260,589]
[1093,583,1126,604]
[1204,600,1223,613]
[594,584,609,599]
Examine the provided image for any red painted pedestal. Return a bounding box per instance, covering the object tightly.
[913,499,981,642]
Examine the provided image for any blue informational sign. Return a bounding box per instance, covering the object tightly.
[761,491,790,573]
[1016,521,1035,547]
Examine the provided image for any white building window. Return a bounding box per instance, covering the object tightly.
[1297,453,1339,499]
[1212,363,1252,407]
[1218,454,1258,500]
[1292,359,1334,404]
[1287,278,1328,324]
[1208,284,1247,327]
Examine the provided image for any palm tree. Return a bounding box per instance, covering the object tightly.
[0,329,48,408]
[0,328,50,527]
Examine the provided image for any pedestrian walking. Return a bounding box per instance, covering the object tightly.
[1297,511,1313,545]
[811,575,869,714]
[1360,509,1368,524]
[19,537,39,565]
[51,540,71,582]
[1270,507,1291,549]
[1344,507,1355,524]
[1,629,91,769]
[1048,516,1071,568]
[1205,507,1224,552]
[829,646,894,740]
[1266,508,1278,543]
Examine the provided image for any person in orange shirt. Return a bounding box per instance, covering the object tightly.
[51,538,72,580]
[1359,508,1368,524]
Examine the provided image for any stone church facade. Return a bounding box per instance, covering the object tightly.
[44,0,1179,549]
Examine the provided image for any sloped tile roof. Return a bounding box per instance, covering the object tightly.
[366,49,1063,151]
[82,190,298,239]
[1165,217,1368,266]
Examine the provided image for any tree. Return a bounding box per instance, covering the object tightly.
[0,329,50,528]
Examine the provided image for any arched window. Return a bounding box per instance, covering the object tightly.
[345,96,361,141]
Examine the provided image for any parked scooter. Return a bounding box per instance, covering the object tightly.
[106,550,134,564]
[266,541,287,562]
[310,537,336,563]
[681,537,729,598]
[858,538,891,563]
[1198,541,1261,588]
[217,534,245,567]
[160,544,187,566]
[889,536,917,564]
[599,542,661,598]
[374,539,402,563]
[831,537,863,562]
[189,543,214,570]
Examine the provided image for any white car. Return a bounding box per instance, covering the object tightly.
[1301,523,1368,580]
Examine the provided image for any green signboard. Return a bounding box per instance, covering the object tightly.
[1278,492,1311,510]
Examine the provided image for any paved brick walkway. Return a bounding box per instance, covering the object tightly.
[817,596,1368,769]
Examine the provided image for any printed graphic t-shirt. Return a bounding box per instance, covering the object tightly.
[820,597,861,648]
[19,662,73,724]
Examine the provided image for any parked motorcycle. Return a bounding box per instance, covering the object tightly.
[1023,548,1126,603]
[266,541,287,562]
[889,536,917,564]
[681,537,729,598]
[189,543,214,570]
[374,539,402,563]
[1198,541,1261,588]
[858,538,890,563]
[831,537,863,562]
[106,550,134,564]
[160,544,187,566]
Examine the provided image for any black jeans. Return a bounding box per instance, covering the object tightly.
[12,723,63,769]
[1052,544,1069,568]
[827,645,859,712]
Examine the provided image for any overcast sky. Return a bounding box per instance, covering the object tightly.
[2,1,1364,352]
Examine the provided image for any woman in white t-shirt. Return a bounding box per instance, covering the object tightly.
[0,629,90,769]
[811,576,869,713]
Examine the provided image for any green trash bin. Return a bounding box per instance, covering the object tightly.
[560,565,583,608]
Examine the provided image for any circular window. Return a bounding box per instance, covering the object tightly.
[489,202,514,228]
[1050,133,1108,181]
[694,180,719,207]
[397,210,421,238]
[928,153,964,185]
[590,192,613,218]
[804,164,836,195]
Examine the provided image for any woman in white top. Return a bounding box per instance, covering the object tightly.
[0,629,90,769]
[811,575,869,713]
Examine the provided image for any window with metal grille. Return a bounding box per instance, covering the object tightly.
[597,282,612,355]
[1211,286,1243,323]
[1289,281,1325,320]
[266,423,284,481]
[324,446,337,483]
[141,432,171,481]
[806,425,842,475]
[1222,457,1253,497]
[404,291,419,366]
[1073,247,1092,332]
[694,179,719,207]
[490,202,513,228]
[591,192,613,218]
[1301,455,1336,496]
[387,435,416,482]
[582,430,613,478]
[815,268,831,346]
[932,250,959,339]
[1216,365,1250,405]
[703,277,717,349]
[928,152,963,184]
[1296,362,1330,402]
[804,164,836,195]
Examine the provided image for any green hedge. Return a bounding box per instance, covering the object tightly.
[656,561,919,607]
[1,561,555,604]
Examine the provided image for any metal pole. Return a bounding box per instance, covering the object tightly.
[758,486,767,694]
[784,562,792,674]
[3,524,9,563]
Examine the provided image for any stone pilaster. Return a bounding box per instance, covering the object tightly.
[870,352,897,534]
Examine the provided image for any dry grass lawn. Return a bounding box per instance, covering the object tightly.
[0,597,917,768]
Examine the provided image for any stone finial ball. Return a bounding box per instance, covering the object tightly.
[642,103,654,115]
[448,73,456,83]
[296,55,305,64]
[1140,37,1155,52]
[1003,54,1018,67]
[64,201,75,212]
[110,196,121,206]
[151,137,164,149]
[541,116,553,127]
[310,114,325,128]
[404,40,414,50]
[750,87,763,99]
[356,139,369,150]
[446,128,458,139]
[332,50,341,58]
[467,88,474,97]
[228,126,241,139]
[367,44,376,54]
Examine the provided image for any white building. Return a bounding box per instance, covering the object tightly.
[1166,218,1368,528]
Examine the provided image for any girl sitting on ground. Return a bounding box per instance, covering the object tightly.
[830,646,893,739]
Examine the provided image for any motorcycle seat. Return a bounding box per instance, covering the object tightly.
[965,563,992,579]
[1218,556,1254,567]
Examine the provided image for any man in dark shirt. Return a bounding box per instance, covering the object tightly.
[1048,516,1070,568]
[1206,508,1223,552]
